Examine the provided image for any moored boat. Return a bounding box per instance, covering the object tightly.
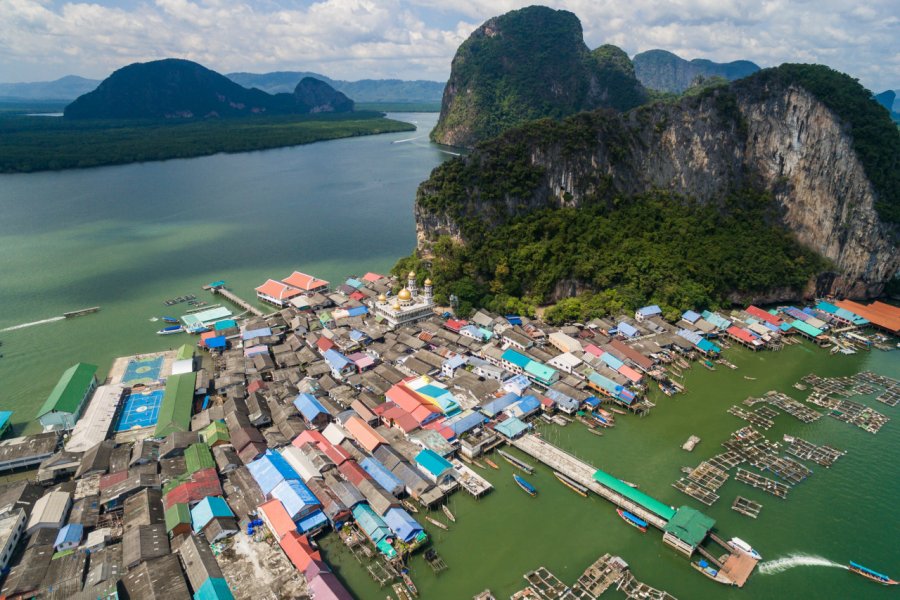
[161,316,179,324]
[849,562,898,585]
[609,407,627,416]
[401,571,418,597]
[514,474,537,497]
[157,325,183,335]
[472,460,486,470]
[425,516,448,530]
[727,537,761,560]
[401,499,419,513]
[442,504,456,523]
[616,508,647,532]
[553,471,588,497]
[484,458,500,470]
[498,449,534,474]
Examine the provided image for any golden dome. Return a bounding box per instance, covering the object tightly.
[377,293,387,302]
[408,271,416,279]
[392,301,401,311]
[424,278,432,286]
[398,288,412,301]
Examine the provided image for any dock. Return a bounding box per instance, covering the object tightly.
[617,571,677,599]
[731,496,762,519]
[450,459,493,498]
[574,554,629,596]
[204,284,264,317]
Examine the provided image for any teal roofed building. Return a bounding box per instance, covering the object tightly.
[662,506,716,556]
[524,361,559,386]
[37,363,98,431]
[414,449,455,484]
[592,469,676,522]
[0,411,13,439]
[194,577,235,600]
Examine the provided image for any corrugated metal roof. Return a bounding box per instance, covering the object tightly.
[258,499,297,540]
[383,507,424,543]
[190,496,235,532]
[344,415,388,452]
[414,449,452,477]
[360,457,404,496]
[248,450,300,496]
[663,505,715,547]
[495,417,530,438]
[293,393,329,423]
[195,577,235,600]
[37,363,97,417]
[164,503,191,532]
[593,469,675,520]
[184,443,215,474]
[155,372,197,437]
[271,479,320,520]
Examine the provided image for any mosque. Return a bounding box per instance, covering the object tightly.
[372,271,435,328]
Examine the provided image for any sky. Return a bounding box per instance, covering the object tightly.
[1,0,897,91]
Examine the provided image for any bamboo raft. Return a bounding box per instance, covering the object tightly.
[731,496,763,519]
[727,406,774,430]
[706,451,745,471]
[783,435,846,468]
[672,478,720,506]
[735,468,790,498]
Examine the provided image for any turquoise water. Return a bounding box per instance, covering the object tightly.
[0,113,446,434]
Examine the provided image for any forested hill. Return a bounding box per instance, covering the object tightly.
[431,6,647,148]
[633,49,760,93]
[407,64,899,317]
[65,59,353,119]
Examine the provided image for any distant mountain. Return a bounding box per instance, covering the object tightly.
[431,6,647,148]
[0,75,100,101]
[633,49,760,93]
[227,71,444,103]
[874,90,900,123]
[64,59,353,119]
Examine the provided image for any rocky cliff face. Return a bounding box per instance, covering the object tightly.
[417,79,899,299]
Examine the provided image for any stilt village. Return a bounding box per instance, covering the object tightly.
[0,268,896,599]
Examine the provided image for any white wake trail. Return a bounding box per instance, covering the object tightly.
[759,554,848,575]
[0,316,65,332]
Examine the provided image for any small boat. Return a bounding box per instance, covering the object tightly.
[622,481,639,489]
[703,360,716,371]
[514,474,537,497]
[63,306,100,318]
[392,583,412,600]
[588,429,604,437]
[472,460,486,470]
[609,407,627,416]
[743,376,757,380]
[727,537,762,560]
[849,562,898,585]
[692,559,722,581]
[401,571,418,597]
[554,471,588,497]
[497,449,534,474]
[161,316,179,324]
[401,500,419,513]
[616,508,647,532]
[682,435,701,452]
[442,505,456,523]
[157,325,183,335]
[484,458,500,470]
[425,516,448,530]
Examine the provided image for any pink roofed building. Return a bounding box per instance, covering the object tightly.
[282,271,329,294]
[256,279,303,307]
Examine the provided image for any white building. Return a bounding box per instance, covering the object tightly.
[0,509,25,570]
[371,272,435,329]
[548,352,583,375]
[548,331,582,354]
[26,490,70,535]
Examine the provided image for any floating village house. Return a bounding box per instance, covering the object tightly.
[36,363,98,432]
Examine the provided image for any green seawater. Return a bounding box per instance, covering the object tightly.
[320,347,899,600]
[0,113,447,434]
[1,110,898,599]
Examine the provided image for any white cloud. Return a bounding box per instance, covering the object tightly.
[0,0,896,91]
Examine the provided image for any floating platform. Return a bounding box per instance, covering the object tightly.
[735,468,790,498]
[783,436,845,467]
[672,478,719,506]
[731,496,762,519]
[682,435,700,452]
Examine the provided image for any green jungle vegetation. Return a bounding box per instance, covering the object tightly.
[740,64,900,226]
[0,112,414,173]
[395,190,829,321]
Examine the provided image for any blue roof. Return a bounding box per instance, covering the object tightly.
[349,329,366,342]
[272,479,321,521]
[448,410,487,436]
[682,310,701,323]
[297,509,329,534]
[352,503,392,543]
[293,393,329,423]
[242,327,272,340]
[600,352,624,371]
[501,349,531,368]
[195,578,235,600]
[637,305,662,317]
[495,417,530,438]
[415,448,453,478]
[346,278,363,289]
[360,457,404,496]
[507,395,541,417]
[206,336,227,349]
[324,349,351,370]
[443,355,467,369]
[0,411,12,431]
[480,393,520,417]
[588,372,634,405]
[54,523,83,547]
[505,315,523,325]
[617,322,638,337]
[701,311,731,329]
[214,319,237,331]
[383,508,424,543]
[347,306,368,317]
[248,450,301,496]
[191,496,235,532]
[544,389,580,411]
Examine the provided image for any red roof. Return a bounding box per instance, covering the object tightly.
[746,305,783,326]
[293,430,328,449]
[99,471,129,490]
[247,380,267,395]
[835,299,900,334]
[282,271,329,291]
[259,500,297,541]
[378,403,419,433]
[727,326,758,345]
[349,291,366,301]
[320,442,351,466]
[608,339,654,370]
[444,319,467,332]
[316,337,335,352]
[583,344,604,357]
[280,531,321,572]
[385,382,441,424]
[617,364,643,383]
[362,272,385,282]
[337,460,370,486]
[539,396,555,408]
[344,415,388,453]
[163,468,222,509]
[256,279,302,301]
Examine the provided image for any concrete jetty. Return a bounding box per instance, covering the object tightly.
[204,284,264,317]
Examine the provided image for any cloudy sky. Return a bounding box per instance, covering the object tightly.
[1,0,897,91]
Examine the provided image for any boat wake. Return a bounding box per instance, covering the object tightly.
[759,554,848,575]
[0,316,65,332]
[392,135,426,144]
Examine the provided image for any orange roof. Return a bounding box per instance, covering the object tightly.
[363,272,385,282]
[835,300,900,334]
[385,383,440,424]
[259,499,297,541]
[292,429,328,448]
[282,271,329,291]
[256,279,302,301]
[279,531,321,572]
[344,415,388,452]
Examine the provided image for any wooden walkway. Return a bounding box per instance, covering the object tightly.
[206,285,264,317]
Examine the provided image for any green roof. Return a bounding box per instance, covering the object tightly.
[790,320,824,338]
[663,506,716,547]
[201,420,230,445]
[164,502,192,532]
[184,442,215,474]
[525,360,557,383]
[163,472,191,495]
[154,372,196,437]
[175,344,194,361]
[37,363,98,417]
[593,469,676,521]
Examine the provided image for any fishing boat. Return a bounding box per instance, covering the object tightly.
[401,499,419,513]
[591,412,613,428]
[554,471,588,497]
[401,571,418,597]
[658,382,676,397]
[472,460,486,470]
[692,560,723,581]
[588,428,603,437]
[442,505,456,523]
[497,449,534,474]
[622,480,639,489]
[703,360,716,371]
[63,306,100,318]
[392,583,412,600]
[609,407,627,416]
[513,474,537,497]
[848,562,898,585]
[616,509,647,532]
[727,537,762,560]
[156,325,183,335]
[161,316,179,324]
[743,376,757,380]
[484,458,500,470]
[425,516,448,530]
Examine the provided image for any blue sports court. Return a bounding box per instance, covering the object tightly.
[115,389,163,431]
[122,356,164,384]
